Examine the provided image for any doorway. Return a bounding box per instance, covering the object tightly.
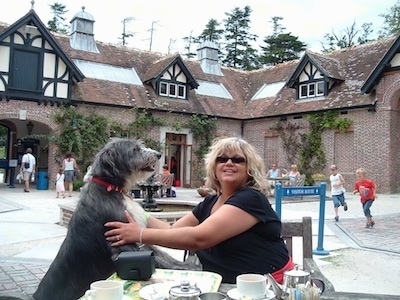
[165,133,192,187]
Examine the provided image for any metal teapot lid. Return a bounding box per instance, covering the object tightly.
[284,265,310,277]
[169,280,201,297]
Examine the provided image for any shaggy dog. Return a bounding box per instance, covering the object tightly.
[33,138,199,300]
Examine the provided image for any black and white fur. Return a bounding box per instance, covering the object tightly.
[33,138,199,300]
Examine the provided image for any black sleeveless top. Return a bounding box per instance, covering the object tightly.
[193,186,289,283]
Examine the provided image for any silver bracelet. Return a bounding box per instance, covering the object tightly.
[139,228,145,244]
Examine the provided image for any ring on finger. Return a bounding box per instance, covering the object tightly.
[117,235,120,241]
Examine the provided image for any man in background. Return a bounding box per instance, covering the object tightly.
[20,147,36,192]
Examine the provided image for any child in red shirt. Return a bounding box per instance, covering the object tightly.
[353,168,377,228]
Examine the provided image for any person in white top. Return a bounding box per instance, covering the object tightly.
[20,147,36,192]
[266,163,281,196]
[62,151,79,197]
[329,164,347,222]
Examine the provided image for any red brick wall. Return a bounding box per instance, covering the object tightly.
[2,71,400,193]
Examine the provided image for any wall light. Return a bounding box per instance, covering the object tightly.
[26,121,34,135]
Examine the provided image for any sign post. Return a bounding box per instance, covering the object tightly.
[274,182,329,255]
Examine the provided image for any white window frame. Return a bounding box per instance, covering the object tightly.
[316,81,324,96]
[159,81,186,99]
[298,81,325,99]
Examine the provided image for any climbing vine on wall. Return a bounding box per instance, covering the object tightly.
[52,107,166,172]
[51,106,110,170]
[270,121,303,165]
[272,111,352,185]
[300,111,352,184]
[127,108,166,151]
[187,114,218,178]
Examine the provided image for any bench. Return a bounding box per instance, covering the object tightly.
[282,216,335,292]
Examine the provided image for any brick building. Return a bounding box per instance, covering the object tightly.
[0,7,399,192]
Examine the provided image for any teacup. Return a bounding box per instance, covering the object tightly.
[236,273,270,299]
[84,280,123,300]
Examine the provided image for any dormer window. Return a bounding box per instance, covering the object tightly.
[160,81,186,99]
[299,81,324,99]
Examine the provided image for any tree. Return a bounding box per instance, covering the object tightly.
[260,16,306,66]
[379,0,400,38]
[321,21,373,53]
[47,2,69,34]
[198,18,224,42]
[222,6,261,70]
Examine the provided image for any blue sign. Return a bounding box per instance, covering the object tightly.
[274,182,329,255]
[284,187,320,196]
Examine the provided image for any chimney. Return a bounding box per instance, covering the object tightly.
[197,40,223,76]
[69,6,99,53]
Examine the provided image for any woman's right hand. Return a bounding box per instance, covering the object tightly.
[104,211,142,246]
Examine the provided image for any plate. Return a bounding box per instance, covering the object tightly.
[139,282,171,300]
[108,269,222,299]
[227,288,275,300]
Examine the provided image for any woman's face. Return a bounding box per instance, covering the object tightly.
[215,150,248,188]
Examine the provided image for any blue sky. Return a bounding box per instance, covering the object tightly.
[0,0,397,54]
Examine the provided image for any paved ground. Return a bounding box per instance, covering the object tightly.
[0,183,400,298]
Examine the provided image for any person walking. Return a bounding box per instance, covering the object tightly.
[55,168,65,199]
[353,168,377,228]
[20,147,36,192]
[62,151,79,197]
[329,164,347,222]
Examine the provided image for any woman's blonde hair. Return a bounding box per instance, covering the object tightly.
[204,137,268,194]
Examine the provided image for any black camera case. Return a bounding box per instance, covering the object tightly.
[114,251,155,280]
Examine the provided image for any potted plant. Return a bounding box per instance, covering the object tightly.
[311,173,328,185]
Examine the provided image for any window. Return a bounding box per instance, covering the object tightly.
[10,50,40,91]
[159,81,186,99]
[299,81,325,99]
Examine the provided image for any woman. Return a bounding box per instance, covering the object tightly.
[287,164,300,186]
[105,137,293,283]
[62,151,79,197]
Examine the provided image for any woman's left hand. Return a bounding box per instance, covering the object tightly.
[104,211,142,246]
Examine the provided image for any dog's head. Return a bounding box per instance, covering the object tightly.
[90,138,161,190]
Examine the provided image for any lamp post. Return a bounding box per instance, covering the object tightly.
[26,121,34,135]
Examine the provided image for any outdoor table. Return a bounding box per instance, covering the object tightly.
[218,284,400,299]
[268,176,291,182]
[106,273,400,300]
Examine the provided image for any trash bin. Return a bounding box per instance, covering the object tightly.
[37,170,49,190]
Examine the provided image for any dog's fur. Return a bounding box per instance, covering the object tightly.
[33,138,199,300]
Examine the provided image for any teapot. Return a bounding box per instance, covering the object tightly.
[265,266,325,300]
[169,280,201,300]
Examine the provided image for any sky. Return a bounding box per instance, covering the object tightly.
[0,0,397,55]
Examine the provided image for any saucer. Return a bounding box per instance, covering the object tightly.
[139,283,170,300]
[226,288,275,300]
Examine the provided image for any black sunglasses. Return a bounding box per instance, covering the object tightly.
[216,156,246,164]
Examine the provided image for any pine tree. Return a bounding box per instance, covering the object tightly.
[222,6,260,71]
[260,17,306,66]
[198,19,224,42]
[47,2,69,34]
